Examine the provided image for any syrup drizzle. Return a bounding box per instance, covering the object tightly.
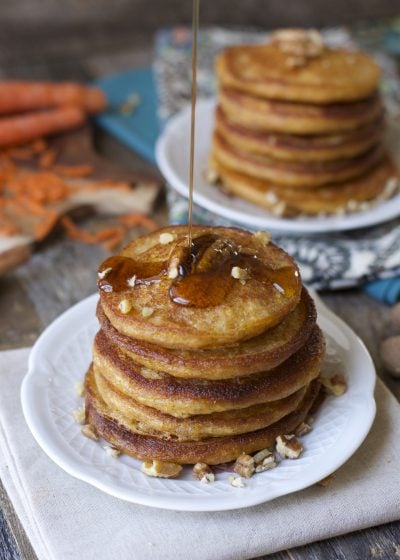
[98,234,300,308]
[187,0,200,248]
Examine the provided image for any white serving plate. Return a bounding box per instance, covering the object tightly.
[21,292,376,511]
[156,98,400,234]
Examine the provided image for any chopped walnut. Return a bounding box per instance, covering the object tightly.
[98,267,112,280]
[254,230,272,245]
[205,166,219,184]
[200,472,215,483]
[321,374,347,396]
[295,421,313,437]
[141,460,182,478]
[74,380,85,397]
[193,462,213,481]
[231,266,249,285]
[127,275,136,287]
[167,257,179,279]
[159,232,176,245]
[276,434,303,459]
[272,28,324,58]
[81,424,98,441]
[118,299,132,314]
[234,453,255,478]
[141,307,154,318]
[103,445,120,458]
[72,405,86,425]
[229,475,246,488]
[253,449,277,472]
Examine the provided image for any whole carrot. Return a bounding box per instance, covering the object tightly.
[0,106,86,147]
[0,81,106,115]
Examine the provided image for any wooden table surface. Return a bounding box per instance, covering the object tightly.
[0,36,399,560]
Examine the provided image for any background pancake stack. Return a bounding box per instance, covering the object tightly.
[211,29,398,217]
[85,226,325,467]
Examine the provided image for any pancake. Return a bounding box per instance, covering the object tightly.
[215,106,384,162]
[92,326,325,417]
[219,88,382,135]
[216,40,380,104]
[86,373,321,465]
[212,132,385,188]
[99,226,302,350]
[91,366,310,440]
[210,156,398,216]
[97,287,316,380]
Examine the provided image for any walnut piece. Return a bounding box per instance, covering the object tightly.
[167,257,180,279]
[205,166,219,184]
[103,445,120,458]
[231,266,249,284]
[253,230,272,245]
[295,421,313,437]
[193,462,214,482]
[118,299,132,314]
[272,28,324,59]
[229,475,246,488]
[276,434,303,459]
[321,374,347,396]
[72,405,85,425]
[234,453,255,478]
[98,267,112,280]
[74,380,85,397]
[159,232,176,245]
[141,460,183,478]
[253,449,277,472]
[141,307,154,318]
[127,275,136,287]
[81,424,98,441]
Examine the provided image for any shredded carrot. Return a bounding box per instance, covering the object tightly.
[119,213,158,231]
[31,138,47,153]
[53,164,94,178]
[39,148,58,169]
[7,146,35,160]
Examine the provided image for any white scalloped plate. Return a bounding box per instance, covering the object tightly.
[155,99,400,234]
[21,292,376,511]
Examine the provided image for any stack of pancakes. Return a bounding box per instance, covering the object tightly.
[85,226,325,466]
[210,29,398,216]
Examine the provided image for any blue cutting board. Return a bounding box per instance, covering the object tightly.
[95,67,159,165]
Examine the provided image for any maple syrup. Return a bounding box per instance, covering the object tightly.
[187,0,199,248]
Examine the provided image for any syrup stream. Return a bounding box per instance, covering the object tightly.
[187,0,200,248]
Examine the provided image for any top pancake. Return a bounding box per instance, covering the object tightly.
[216,42,380,104]
[98,226,302,350]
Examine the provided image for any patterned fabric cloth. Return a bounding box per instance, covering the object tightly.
[153,23,400,290]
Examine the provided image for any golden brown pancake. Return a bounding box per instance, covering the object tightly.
[215,105,384,162]
[99,226,302,350]
[211,156,398,216]
[85,374,321,465]
[96,287,316,380]
[216,43,380,104]
[213,132,385,188]
[91,366,310,440]
[92,326,325,417]
[219,88,382,135]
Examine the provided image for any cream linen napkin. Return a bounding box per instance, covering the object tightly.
[1,348,400,560]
